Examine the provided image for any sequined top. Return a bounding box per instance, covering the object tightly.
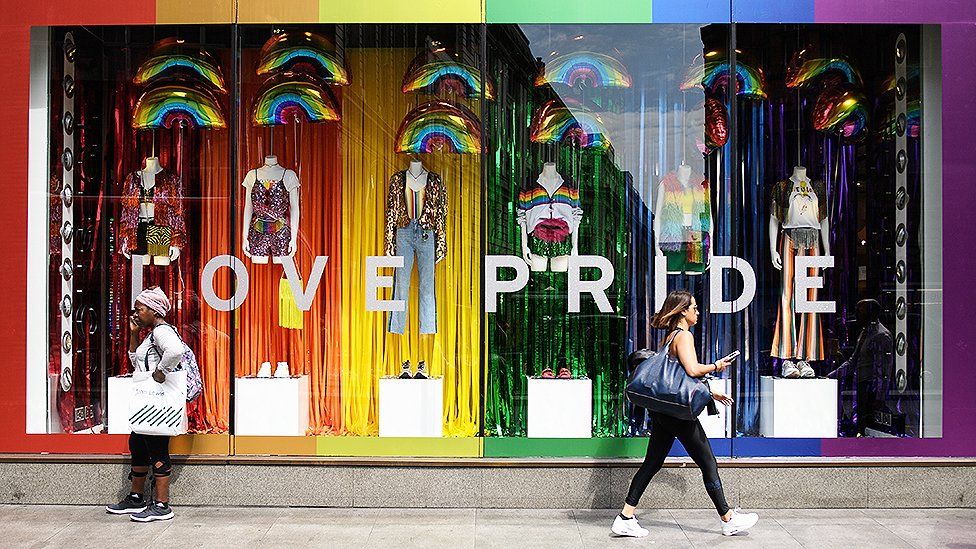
[119,169,186,252]
[385,170,448,262]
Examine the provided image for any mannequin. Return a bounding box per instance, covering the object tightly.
[769,165,830,377]
[118,156,185,266]
[242,155,301,264]
[518,162,582,273]
[653,163,713,275]
[385,158,448,335]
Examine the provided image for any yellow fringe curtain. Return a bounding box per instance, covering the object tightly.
[340,49,482,437]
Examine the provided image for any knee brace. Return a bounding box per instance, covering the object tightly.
[151,458,172,477]
[128,469,148,480]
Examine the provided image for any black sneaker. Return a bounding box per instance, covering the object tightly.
[414,361,428,379]
[106,493,147,515]
[130,500,174,522]
[398,360,412,379]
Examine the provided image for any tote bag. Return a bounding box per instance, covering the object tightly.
[128,370,188,436]
[625,331,713,421]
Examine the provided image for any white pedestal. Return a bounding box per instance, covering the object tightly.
[760,376,838,438]
[527,378,592,438]
[107,376,133,434]
[235,376,310,436]
[699,378,732,438]
[378,378,444,437]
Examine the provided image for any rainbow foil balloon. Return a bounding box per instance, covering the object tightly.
[257,31,349,85]
[132,85,226,130]
[135,54,226,93]
[394,101,482,154]
[812,84,868,140]
[251,73,341,126]
[704,97,729,152]
[402,59,495,100]
[535,51,632,89]
[680,60,766,100]
[529,99,611,151]
[786,53,863,88]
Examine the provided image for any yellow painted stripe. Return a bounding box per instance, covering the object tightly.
[156,0,235,24]
[316,436,481,457]
[234,436,318,456]
[238,0,319,23]
[169,434,231,455]
[318,0,482,23]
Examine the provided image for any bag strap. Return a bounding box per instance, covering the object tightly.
[147,323,185,370]
[663,329,683,350]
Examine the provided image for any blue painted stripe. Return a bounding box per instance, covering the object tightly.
[732,0,814,23]
[652,0,730,23]
[730,437,823,457]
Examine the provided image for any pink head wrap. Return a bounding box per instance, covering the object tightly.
[136,286,171,318]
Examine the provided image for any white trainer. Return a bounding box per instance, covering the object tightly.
[722,508,759,536]
[798,361,816,378]
[611,514,649,538]
[782,360,800,378]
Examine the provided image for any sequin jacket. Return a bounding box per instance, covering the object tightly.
[119,169,187,252]
[385,171,448,262]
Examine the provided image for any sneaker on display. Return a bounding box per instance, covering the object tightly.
[257,361,272,378]
[721,508,759,536]
[782,360,799,378]
[414,361,428,379]
[398,360,412,379]
[540,367,555,379]
[611,514,649,538]
[130,500,174,522]
[105,493,147,515]
[798,361,816,378]
[557,367,572,379]
[274,361,290,378]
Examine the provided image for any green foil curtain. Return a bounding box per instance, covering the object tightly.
[484,41,630,437]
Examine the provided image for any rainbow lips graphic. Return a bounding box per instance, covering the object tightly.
[394,101,482,154]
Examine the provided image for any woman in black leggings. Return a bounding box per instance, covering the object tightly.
[611,290,759,538]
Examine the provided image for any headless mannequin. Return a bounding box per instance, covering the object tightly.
[768,165,831,270]
[520,162,580,273]
[406,159,429,197]
[121,156,181,266]
[242,155,300,264]
[653,163,713,274]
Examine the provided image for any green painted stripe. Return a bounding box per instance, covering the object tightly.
[484,437,649,458]
[316,437,482,457]
[486,0,652,23]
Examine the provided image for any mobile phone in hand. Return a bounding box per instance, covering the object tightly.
[720,350,740,363]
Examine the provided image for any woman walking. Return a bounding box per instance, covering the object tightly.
[105,286,184,522]
[612,290,759,538]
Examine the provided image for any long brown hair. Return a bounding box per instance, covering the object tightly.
[651,290,694,335]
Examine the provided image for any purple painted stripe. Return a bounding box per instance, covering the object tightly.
[814,0,976,23]
[822,23,976,457]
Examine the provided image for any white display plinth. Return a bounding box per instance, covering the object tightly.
[107,376,133,434]
[235,376,310,436]
[378,378,444,437]
[760,376,838,438]
[699,378,732,438]
[527,378,592,438]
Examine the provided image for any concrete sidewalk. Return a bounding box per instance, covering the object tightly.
[2,505,973,548]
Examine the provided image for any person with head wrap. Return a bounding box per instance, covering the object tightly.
[105,286,183,522]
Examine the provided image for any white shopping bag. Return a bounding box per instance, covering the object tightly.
[128,370,188,436]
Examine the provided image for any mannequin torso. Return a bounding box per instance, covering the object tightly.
[518,162,581,273]
[242,155,301,264]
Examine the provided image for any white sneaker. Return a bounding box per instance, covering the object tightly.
[798,361,816,378]
[257,361,272,378]
[722,508,759,536]
[782,360,800,378]
[611,514,649,538]
[274,361,290,378]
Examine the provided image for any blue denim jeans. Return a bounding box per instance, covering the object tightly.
[388,220,437,334]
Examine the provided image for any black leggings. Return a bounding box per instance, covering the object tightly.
[625,412,730,516]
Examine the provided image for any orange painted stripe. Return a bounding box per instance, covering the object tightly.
[238,0,319,23]
[156,0,235,24]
